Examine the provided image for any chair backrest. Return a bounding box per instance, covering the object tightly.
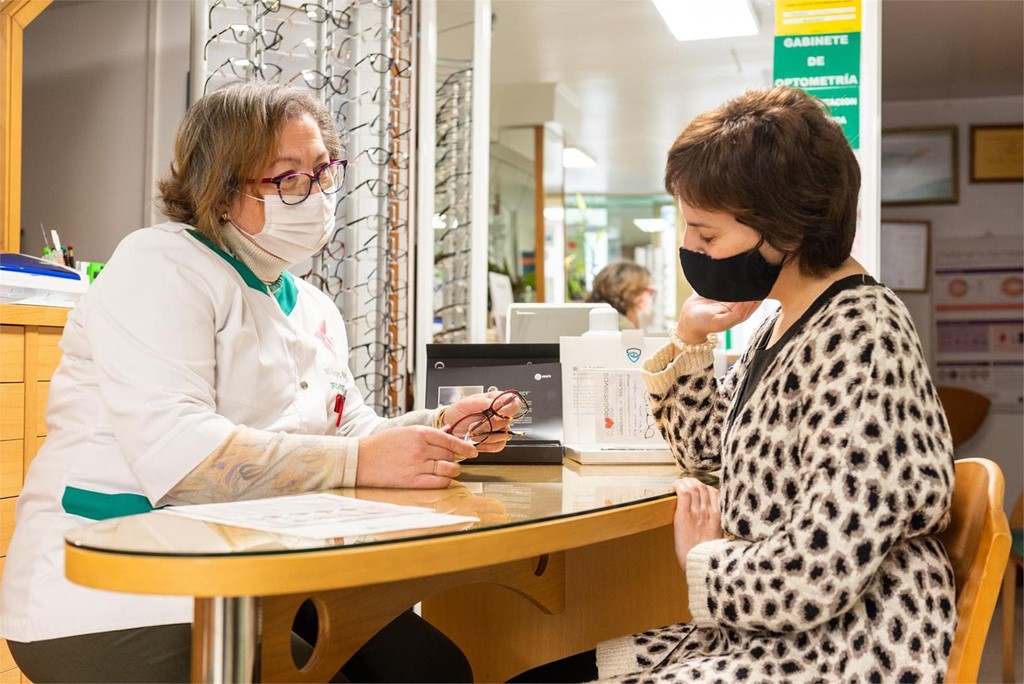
[1011,491,1023,533]
[936,458,1012,683]
[936,386,991,447]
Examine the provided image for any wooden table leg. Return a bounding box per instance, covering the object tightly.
[423,525,688,682]
[259,553,566,682]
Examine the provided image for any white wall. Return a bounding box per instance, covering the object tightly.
[21,0,189,264]
[882,95,1024,514]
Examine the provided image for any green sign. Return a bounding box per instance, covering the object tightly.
[773,32,861,148]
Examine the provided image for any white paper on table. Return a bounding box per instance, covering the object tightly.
[159,493,478,539]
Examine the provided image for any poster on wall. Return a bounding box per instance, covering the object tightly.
[932,236,1024,411]
[773,0,862,148]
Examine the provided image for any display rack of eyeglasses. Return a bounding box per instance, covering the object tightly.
[431,63,472,344]
[195,0,414,418]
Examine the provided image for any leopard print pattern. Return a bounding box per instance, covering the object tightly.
[599,284,957,684]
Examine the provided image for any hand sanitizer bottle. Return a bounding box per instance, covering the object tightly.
[581,306,620,337]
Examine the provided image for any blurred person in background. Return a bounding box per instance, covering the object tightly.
[586,260,656,330]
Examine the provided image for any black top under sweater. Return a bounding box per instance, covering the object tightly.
[733,274,879,417]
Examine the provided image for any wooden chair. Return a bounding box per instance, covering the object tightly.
[936,386,992,447]
[1002,491,1023,683]
[937,458,1012,683]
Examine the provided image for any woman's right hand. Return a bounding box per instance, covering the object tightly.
[675,294,762,345]
[356,425,477,489]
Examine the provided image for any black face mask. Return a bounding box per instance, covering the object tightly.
[678,244,783,302]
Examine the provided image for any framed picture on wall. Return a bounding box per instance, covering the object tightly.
[880,127,959,206]
[970,124,1024,182]
[880,220,931,292]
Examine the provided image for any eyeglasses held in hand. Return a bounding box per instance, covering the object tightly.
[246,159,347,205]
[445,390,529,445]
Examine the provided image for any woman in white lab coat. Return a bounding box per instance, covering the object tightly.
[0,83,516,683]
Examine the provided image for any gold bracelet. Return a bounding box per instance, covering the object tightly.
[433,406,448,429]
[669,331,719,354]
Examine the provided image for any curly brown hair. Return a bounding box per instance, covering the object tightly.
[586,260,652,317]
[157,83,342,248]
[664,86,860,277]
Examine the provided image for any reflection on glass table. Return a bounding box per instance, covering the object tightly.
[64,463,718,557]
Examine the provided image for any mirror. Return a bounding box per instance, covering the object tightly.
[431,0,777,341]
[1,0,53,253]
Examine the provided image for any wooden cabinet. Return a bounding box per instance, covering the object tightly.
[0,305,66,682]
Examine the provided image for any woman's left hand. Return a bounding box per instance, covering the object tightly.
[440,389,524,453]
[673,477,723,572]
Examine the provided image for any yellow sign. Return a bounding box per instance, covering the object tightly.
[775,0,862,36]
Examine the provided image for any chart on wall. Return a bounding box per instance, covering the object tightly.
[932,236,1024,411]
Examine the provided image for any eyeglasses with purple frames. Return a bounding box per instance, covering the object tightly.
[247,159,348,206]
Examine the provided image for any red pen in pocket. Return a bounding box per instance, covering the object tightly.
[334,392,346,427]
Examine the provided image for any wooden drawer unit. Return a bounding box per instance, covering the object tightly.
[34,383,48,438]
[0,327,24,383]
[0,560,10,676]
[0,638,13,675]
[0,386,24,442]
[0,306,66,459]
[0,644,12,676]
[21,440,39,475]
[35,328,62,381]
[0,558,15,684]
[0,441,23,498]
[0,307,67,684]
[0,496,15,557]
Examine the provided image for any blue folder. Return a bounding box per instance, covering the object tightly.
[0,252,81,281]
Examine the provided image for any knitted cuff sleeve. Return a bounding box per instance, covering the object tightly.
[685,538,735,628]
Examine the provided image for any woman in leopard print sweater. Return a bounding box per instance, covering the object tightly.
[592,88,957,683]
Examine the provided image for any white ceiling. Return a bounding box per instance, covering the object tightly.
[437,0,1024,196]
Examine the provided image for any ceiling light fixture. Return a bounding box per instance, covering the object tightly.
[651,0,759,42]
[633,218,671,233]
[562,147,597,169]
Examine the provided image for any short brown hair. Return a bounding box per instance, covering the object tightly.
[157,83,342,248]
[664,86,860,277]
[587,260,651,316]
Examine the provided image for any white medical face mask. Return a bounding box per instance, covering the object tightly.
[239,191,336,265]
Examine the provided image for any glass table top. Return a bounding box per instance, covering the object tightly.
[65,462,716,558]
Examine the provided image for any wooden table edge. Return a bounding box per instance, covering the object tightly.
[66,494,675,596]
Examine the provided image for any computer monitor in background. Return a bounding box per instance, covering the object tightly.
[506,303,614,343]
